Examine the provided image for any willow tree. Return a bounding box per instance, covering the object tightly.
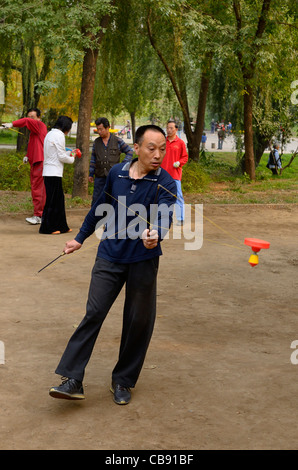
[230,0,298,179]
[1,0,118,195]
[142,0,231,161]
[0,0,57,149]
[93,1,169,142]
[53,0,117,199]
[231,0,273,179]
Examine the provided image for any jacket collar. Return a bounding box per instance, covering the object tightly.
[120,158,161,180]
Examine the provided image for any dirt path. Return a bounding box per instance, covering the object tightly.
[1,204,298,450]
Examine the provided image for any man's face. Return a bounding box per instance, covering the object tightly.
[96,124,110,139]
[27,111,39,120]
[166,122,177,138]
[134,130,166,172]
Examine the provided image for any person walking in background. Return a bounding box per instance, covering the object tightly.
[161,120,188,225]
[88,117,133,206]
[8,108,47,225]
[39,116,76,235]
[267,144,282,175]
[177,120,183,138]
[201,132,207,150]
[126,120,131,139]
[217,126,225,149]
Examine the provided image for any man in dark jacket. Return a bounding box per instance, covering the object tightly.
[49,125,177,405]
[217,126,226,150]
[89,117,133,206]
[267,144,282,175]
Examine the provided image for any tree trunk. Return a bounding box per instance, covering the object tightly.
[233,0,272,180]
[184,58,211,162]
[72,12,112,198]
[130,111,136,143]
[186,139,201,162]
[17,42,51,151]
[254,131,270,168]
[17,41,35,152]
[243,84,255,180]
[72,47,99,198]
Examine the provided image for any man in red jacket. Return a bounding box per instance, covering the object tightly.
[11,108,47,224]
[161,120,188,225]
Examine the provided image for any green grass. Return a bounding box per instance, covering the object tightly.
[0,149,297,214]
[0,129,18,144]
[182,150,297,204]
[0,129,81,146]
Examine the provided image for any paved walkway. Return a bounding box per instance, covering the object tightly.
[107,126,298,154]
[1,128,297,154]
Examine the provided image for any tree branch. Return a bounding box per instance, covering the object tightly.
[255,0,272,40]
[146,8,189,120]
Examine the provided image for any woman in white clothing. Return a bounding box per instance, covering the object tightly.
[40,116,75,234]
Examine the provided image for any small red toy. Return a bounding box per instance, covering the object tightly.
[244,238,270,267]
[71,148,82,158]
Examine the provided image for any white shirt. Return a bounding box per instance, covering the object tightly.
[43,128,75,177]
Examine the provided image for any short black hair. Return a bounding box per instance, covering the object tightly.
[53,116,73,133]
[27,108,41,117]
[135,125,166,144]
[95,117,110,128]
[167,119,178,128]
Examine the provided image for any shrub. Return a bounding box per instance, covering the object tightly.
[0,152,31,191]
[181,161,210,192]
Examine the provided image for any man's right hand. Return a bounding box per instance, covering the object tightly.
[88,176,94,183]
[64,239,82,254]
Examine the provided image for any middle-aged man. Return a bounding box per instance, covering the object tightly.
[161,120,188,225]
[9,108,47,225]
[88,117,133,206]
[49,125,177,405]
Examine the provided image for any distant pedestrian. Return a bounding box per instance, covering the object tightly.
[217,126,225,150]
[266,144,282,175]
[201,132,207,150]
[177,120,183,138]
[9,108,47,225]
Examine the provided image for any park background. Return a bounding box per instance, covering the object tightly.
[0,0,297,209]
[0,0,298,452]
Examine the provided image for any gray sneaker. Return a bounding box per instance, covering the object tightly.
[110,382,131,405]
[49,377,85,400]
[26,216,41,225]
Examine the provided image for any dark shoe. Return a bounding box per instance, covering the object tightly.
[49,377,85,400]
[110,382,131,405]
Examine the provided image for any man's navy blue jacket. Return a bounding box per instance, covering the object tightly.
[75,159,177,264]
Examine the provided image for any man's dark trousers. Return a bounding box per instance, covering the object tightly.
[55,256,159,387]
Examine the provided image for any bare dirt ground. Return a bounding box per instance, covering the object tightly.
[1,203,298,450]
